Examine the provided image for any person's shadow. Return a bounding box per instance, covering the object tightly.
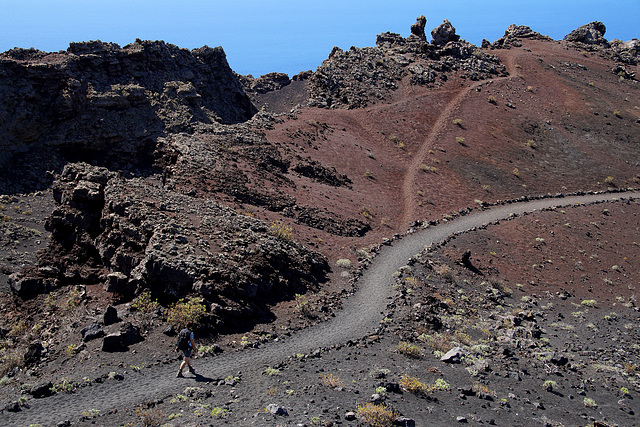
[193,372,215,383]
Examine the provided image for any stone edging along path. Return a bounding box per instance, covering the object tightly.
[5,190,640,426]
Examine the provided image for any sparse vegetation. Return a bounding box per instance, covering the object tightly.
[264,367,281,376]
[136,406,165,426]
[321,373,344,389]
[211,406,228,418]
[399,374,434,396]
[453,118,463,126]
[488,95,497,104]
[583,397,597,408]
[396,341,421,358]
[167,297,206,329]
[270,220,293,240]
[456,136,466,145]
[356,402,397,427]
[50,379,76,394]
[420,163,437,173]
[131,290,160,313]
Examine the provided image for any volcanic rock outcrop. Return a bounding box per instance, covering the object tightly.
[11,161,329,327]
[0,40,256,193]
[564,21,608,45]
[309,20,506,109]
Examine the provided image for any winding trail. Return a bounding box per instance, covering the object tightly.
[6,191,640,426]
[400,50,522,229]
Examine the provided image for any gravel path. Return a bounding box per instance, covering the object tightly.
[5,191,639,426]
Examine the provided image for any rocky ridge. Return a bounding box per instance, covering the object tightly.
[309,17,507,109]
[0,40,256,193]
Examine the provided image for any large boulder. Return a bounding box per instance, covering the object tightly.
[81,322,105,342]
[564,21,608,45]
[431,20,460,46]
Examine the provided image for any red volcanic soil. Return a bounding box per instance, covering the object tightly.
[264,39,639,254]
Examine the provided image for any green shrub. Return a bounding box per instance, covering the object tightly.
[131,290,160,313]
[167,298,206,329]
[270,221,293,240]
[399,374,434,395]
[356,402,397,427]
[396,341,421,358]
[321,373,344,388]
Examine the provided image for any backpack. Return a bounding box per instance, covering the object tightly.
[176,328,191,350]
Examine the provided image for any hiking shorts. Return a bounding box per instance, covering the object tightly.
[182,348,192,358]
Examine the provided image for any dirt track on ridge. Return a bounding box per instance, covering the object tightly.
[5,190,640,426]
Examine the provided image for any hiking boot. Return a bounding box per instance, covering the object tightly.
[188,366,196,374]
[176,371,184,378]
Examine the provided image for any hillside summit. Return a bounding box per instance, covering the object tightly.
[1,16,639,426]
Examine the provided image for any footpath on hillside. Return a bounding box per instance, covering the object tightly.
[4,190,640,426]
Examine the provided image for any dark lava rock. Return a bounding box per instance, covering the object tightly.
[102,334,126,352]
[120,322,143,346]
[103,305,119,326]
[431,20,460,46]
[29,381,54,398]
[0,40,257,194]
[23,341,44,366]
[81,322,105,342]
[564,21,608,45]
[410,15,427,41]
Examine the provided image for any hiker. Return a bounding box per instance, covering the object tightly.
[176,322,198,377]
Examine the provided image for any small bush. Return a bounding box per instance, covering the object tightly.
[543,380,557,391]
[136,407,165,426]
[488,96,497,104]
[434,378,450,390]
[419,164,437,173]
[264,367,281,376]
[131,290,160,313]
[472,382,495,398]
[211,407,228,418]
[453,118,462,126]
[418,332,453,352]
[65,344,79,357]
[581,299,597,308]
[583,397,597,408]
[167,298,206,329]
[399,374,433,396]
[270,221,293,240]
[396,341,421,358]
[51,379,76,394]
[321,373,344,389]
[356,402,397,427]
[81,409,100,419]
[0,350,23,378]
[613,110,622,118]
[455,136,466,145]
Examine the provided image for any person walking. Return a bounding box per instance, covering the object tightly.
[176,322,198,377]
